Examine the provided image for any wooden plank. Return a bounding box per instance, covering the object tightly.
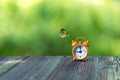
[0,56,28,76]
[0,57,15,65]
[0,56,120,80]
[0,57,26,65]
[47,56,98,80]
[0,57,6,60]
[0,56,63,80]
[97,57,120,80]
[28,56,63,80]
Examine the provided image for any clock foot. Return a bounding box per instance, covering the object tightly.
[73,57,76,60]
[83,57,88,61]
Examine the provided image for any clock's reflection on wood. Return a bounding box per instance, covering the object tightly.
[0,56,119,80]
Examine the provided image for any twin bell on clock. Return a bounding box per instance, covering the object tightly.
[72,37,89,61]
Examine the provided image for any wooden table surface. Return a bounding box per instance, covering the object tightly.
[0,56,120,80]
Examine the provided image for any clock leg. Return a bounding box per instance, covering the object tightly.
[83,57,88,61]
[73,57,76,60]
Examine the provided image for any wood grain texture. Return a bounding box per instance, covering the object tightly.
[0,56,27,76]
[0,56,120,80]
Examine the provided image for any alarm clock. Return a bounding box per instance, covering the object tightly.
[72,37,89,61]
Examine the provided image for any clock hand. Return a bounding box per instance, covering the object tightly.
[79,46,81,49]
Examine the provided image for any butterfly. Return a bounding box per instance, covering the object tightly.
[60,28,69,38]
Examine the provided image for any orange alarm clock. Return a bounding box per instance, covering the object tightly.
[72,37,89,61]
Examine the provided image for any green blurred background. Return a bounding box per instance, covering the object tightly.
[0,0,120,56]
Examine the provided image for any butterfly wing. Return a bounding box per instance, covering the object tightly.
[60,28,69,38]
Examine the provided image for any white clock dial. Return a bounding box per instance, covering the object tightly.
[74,46,87,59]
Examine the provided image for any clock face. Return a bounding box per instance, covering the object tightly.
[73,45,87,59]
